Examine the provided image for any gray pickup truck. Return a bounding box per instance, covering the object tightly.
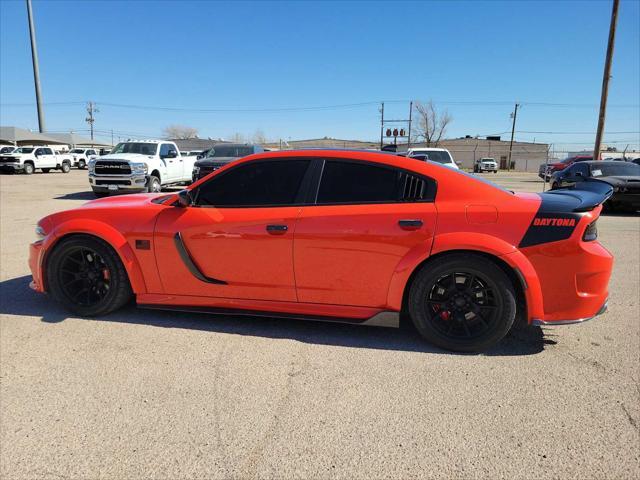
[192,143,264,182]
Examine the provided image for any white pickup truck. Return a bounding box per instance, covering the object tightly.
[69,148,99,169]
[88,139,195,197]
[0,146,72,174]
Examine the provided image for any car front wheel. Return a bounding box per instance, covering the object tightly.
[146,175,161,193]
[46,235,133,316]
[408,254,516,352]
[23,163,34,175]
[60,162,71,173]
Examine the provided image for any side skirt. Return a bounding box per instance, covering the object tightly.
[137,304,400,328]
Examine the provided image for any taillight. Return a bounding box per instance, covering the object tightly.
[583,220,598,241]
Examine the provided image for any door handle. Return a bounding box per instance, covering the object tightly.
[399,219,423,229]
[266,224,288,234]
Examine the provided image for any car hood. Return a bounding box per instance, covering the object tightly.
[80,193,169,210]
[97,153,156,163]
[195,156,239,166]
[594,175,640,186]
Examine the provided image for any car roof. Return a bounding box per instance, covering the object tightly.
[581,161,638,166]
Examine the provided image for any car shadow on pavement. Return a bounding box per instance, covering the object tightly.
[53,191,97,201]
[0,275,550,356]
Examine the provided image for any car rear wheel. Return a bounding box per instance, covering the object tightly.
[46,235,133,316]
[408,254,516,352]
[78,160,86,169]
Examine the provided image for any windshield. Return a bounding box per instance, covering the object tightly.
[111,142,158,155]
[411,150,452,164]
[0,147,15,153]
[207,146,254,158]
[70,148,85,153]
[591,163,640,177]
[15,147,34,154]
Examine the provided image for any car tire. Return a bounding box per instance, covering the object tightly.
[23,163,34,175]
[46,235,133,317]
[146,175,161,193]
[78,160,86,169]
[42,168,50,173]
[408,254,517,353]
[61,162,71,173]
[551,182,559,190]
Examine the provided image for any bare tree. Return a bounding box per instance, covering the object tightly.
[251,129,267,145]
[163,125,199,139]
[413,101,452,146]
[229,132,245,143]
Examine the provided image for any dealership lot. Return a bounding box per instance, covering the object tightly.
[1,170,638,478]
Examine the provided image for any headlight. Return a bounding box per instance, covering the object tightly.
[35,225,46,240]
[88,159,96,173]
[131,162,148,175]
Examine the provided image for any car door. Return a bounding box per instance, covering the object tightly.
[294,158,437,308]
[37,148,55,167]
[159,143,181,182]
[153,158,312,302]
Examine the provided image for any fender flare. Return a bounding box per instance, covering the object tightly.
[43,219,147,294]
[386,232,544,322]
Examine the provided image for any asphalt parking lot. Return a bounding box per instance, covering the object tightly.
[1,170,638,479]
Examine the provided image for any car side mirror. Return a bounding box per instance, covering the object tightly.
[167,150,177,159]
[575,171,583,177]
[177,189,193,207]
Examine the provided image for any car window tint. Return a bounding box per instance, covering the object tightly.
[317,161,400,203]
[197,159,310,207]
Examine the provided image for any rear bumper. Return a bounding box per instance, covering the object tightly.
[522,238,613,325]
[532,299,608,326]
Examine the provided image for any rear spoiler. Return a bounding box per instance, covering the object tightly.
[539,179,613,213]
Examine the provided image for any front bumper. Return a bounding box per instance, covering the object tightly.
[610,192,640,209]
[0,163,24,172]
[89,173,148,192]
[532,299,608,326]
[29,241,46,293]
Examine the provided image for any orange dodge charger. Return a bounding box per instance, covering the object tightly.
[29,150,613,352]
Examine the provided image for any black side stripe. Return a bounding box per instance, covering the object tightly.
[173,232,227,284]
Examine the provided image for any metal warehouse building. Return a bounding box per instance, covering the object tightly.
[401,137,550,172]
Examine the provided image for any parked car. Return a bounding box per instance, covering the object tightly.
[98,147,112,156]
[539,155,592,180]
[406,147,459,169]
[0,146,71,174]
[0,146,17,155]
[192,143,264,181]
[632,158,640,166]
[551,161,640,212]
[30,150,613,353]
[88,139,195,197]
[473,157,498,173]
[181,150,203,159]
[69,148,99,169]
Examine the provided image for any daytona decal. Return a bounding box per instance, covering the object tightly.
[519,212,582,248]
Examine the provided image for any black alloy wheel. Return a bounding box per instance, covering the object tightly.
[47,235,132,316]
[408,254,516,352]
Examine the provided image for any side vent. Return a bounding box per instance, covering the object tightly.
[400,172,428,201]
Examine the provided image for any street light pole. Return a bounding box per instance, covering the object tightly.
[593,0,620,161]
[26,0,45,132]
[507,103,519,171]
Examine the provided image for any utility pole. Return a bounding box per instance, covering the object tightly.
[85,101,99,140]
[379,102,385,149]
[507,103,519,171]
[593,0,620,161]
[26,0,45,132]
[407,101,413,148]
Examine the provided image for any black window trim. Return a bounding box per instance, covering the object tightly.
[310,157,437,206]
[188,156,437,209]
[191,157,315,208]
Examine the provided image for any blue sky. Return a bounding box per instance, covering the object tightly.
[1,0,639,150]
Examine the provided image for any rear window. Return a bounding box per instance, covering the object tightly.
[317,161,399,203]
